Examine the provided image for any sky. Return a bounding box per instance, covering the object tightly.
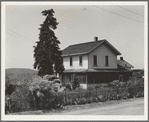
[4,2,145,70]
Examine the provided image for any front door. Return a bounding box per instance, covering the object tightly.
[119,75,123,82]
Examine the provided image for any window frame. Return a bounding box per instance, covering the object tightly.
[105,55,109,66]
[79,56,83,66]
[93,55,97,66]
[70,56,73,66]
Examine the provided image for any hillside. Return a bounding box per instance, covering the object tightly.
[6,68,39,86]
[6,68,38,75]
[5,68,39,100]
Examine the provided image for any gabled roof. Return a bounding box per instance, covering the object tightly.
[117,60,134,68]
[62,39,121,56]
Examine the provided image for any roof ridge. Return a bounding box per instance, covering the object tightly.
[68,39,106,47]
[62,39,121,56]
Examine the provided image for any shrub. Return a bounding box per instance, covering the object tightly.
[29,75,62,109]
[53,79,61,84]
[87,86,95,91]
[93,97,98,102]
[71,74,80,90]
[126,70,144,87]
[43,75,57,81]
[98,95,105,102]
[65,84,72,91]
[94,85,100,89]
[5,84,16,96]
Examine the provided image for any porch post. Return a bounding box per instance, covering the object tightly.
[65,73,66,85]
[93,75,95,87]
[86,72,88,89]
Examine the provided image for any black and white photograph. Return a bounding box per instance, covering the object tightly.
[1,1,148,121]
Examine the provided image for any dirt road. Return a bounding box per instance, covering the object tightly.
[59,98,144,115]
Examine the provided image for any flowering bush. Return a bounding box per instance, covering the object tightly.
[28,74,62,109]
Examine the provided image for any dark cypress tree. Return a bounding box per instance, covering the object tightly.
[33,9,64,77]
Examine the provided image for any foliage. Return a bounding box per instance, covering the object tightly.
[5,84,16,96]
[61,86,144,106]
[5,71,39,101]
[6,84,144,113]
[5,76,16,96]
[43,74,57,81]
[87,86,96,91]
[126,70,144,87]
[65,84,72,91]
[29,75,62,109]
[33,9,64,77]
[5,69,144,113]
[98,95,106,102]
[108,80,127,88]
[106,70,144,88]
[5,70,42,114]
[71,74,80,90]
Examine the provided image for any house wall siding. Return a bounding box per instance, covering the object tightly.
[88,43,117,69]
[63,55,88,69]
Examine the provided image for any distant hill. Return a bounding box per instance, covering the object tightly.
[6,68,38,75]
[6,68,39,87]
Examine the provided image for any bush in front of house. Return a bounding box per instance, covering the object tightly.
[48,83,144,108]
[71,74,80,90]
[108,80,127,88]
[98,95,106,102]
[126,70,144,87]
[28,75,63,110]
[43,74,57,81]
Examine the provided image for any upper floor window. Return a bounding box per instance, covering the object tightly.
[93,55,97,66]
[70,57,73,66]
[105,56,109,66]
[79,56,82,66]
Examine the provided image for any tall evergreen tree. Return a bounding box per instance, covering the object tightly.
[33,9,64,77]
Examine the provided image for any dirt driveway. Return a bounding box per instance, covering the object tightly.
[59,98,144,115]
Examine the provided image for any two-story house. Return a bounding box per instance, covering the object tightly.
[59,37,134,89]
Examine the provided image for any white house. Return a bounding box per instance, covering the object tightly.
[60,37,134,89]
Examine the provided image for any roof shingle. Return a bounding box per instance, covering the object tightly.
[117,60,134,68]
[62,39,121,56]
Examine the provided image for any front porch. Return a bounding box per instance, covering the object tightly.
[59,69,133,89]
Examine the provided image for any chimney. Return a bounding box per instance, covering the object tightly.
[120,57,123,60]
[94,37,98,42]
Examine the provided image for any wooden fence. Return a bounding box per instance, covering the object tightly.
[58,86,144,105]
[6,86,144,113]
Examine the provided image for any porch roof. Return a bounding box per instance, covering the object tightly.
[63,69,133,73]
[63,69,87,73]
[87,69,133,73]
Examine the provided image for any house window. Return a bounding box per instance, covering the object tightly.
[93,55,97,66]
[105,56,109,66]
[70,57,73,66]
[79,56,82,66]
[119,75,123,82]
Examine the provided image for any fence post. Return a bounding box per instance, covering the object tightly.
[8,99,11,113]
[65,90,67,104]
[96,88,97,97]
